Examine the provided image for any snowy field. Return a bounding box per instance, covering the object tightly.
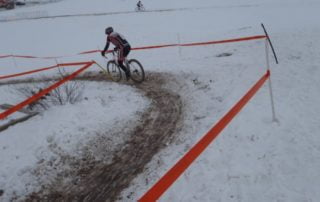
[1,0,320,201]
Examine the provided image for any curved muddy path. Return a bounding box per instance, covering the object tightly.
[6,72,184,202]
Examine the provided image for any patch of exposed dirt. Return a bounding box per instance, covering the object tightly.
[5,71,184,201]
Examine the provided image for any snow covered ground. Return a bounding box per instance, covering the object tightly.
[1,0,320,201]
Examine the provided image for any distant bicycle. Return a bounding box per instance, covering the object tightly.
[104,51,145,83]
[135,1,146,12]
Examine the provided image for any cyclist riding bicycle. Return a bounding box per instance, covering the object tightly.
[101,27,131,80]
[136,1,143,10]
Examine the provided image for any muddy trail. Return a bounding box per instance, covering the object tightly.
[8,72,184,201]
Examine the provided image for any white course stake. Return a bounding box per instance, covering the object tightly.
[265,39,278,122]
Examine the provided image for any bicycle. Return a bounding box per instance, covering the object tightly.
[104,51,145,83]
[135,5,146,12]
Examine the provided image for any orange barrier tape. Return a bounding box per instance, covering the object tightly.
[0,62,91,80]
[132,44,179,50]
[0,64,59,80]
[0,35,266,60]
[79,49,126,55]
[0,61,94,120]
[80,35,266,53]
[0,55,11,59]
[78,50,100,55]
[0,54,70,59]
[139,70,270,202]
[14,55,37,59]
[79,35,265,55]
[180,35,266,47]
[58,61,92,66]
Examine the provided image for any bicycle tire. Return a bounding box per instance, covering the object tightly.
[128,59,145,83]
[107,60,122,82]
[135,6,145,12]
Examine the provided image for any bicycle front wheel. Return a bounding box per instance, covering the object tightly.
[128,59,145,83]
[107,60,122,82]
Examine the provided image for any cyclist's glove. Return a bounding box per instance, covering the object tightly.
[101,51,105,57]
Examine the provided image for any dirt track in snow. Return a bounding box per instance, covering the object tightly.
[9,72,184,202]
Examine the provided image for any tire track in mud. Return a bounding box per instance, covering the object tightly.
[12,72,184,202]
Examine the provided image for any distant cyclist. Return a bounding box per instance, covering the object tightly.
[136,1,144,11]
[101,27,131,79]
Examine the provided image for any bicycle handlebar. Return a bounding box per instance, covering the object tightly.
[102,51,119,60]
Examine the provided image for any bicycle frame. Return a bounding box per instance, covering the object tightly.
[103,51,145,83]
[107,51,130,70]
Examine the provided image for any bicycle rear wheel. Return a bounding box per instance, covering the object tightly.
[107,60,122,82]
[128,59,145,83]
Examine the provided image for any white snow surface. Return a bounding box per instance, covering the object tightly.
[0,0,320,201]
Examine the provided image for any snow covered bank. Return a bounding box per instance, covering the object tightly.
[0,80,150,200]
[1,0,320,201]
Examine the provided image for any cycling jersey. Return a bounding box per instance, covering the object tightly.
[103,31,131,62]
[104,32,130,51]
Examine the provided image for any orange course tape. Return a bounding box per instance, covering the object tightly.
[0,35,266,60]
[0,64,59,80]
[0,55,11,59]
[0,61,94,120]
[132,44,179,50]
[180,35,266,47]
[0,62,91,80]
[139,70,270,202]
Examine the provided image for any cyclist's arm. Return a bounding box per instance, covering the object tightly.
[103,38,110,53]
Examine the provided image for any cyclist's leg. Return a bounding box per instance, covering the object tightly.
[118,60,130,79]
[118,46,131,79]
[123,45,131,58]
[123,45,131,77]
[122,45,131,67]
[118,60,127,72]
[117,48,127,72]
